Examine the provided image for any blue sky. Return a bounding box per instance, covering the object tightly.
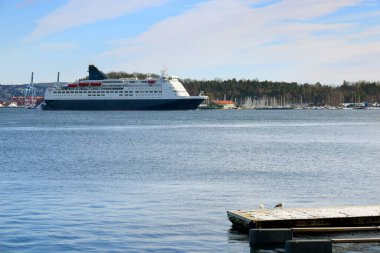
[1,0,380,85]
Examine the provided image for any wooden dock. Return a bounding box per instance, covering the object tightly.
[227,205,380,232]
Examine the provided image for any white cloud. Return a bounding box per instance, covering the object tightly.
[26,0,380,83]
[262,0,359,20]
[27,0,167,40]
[101,0,380,83]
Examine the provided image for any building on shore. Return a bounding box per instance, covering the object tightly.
[10,96,44,107]
[211,100,237,109]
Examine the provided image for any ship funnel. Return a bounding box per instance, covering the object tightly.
[89,65,108,80]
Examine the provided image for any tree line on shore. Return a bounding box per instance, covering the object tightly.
[1,71,380,107]
[182,79,380,106]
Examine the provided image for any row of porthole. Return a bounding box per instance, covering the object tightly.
[53,91,162,95]
[53,94,163,98]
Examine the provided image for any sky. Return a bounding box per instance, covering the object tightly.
[1,0,380,85]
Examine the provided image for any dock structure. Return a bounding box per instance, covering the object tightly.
[227,205,380,232]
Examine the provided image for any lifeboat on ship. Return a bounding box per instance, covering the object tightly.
[79,82,89,87]
[148,80,156,85]
[67,83,78,88]
[90,82,102,87]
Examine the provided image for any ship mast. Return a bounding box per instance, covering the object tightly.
[161,65,168,78]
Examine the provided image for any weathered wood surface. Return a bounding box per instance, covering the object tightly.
[293,226,380,233]
[332,238,380,243]
[227,205,380,231]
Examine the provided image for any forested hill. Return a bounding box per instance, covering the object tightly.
[182,79,380,106]
[1,71,380,106]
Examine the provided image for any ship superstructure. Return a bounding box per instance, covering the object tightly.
[43,65,207,110]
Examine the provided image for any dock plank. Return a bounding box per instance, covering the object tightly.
[227,205,380,231]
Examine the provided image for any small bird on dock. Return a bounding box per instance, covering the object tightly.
[259,204,265,209]
[275,202,284,208]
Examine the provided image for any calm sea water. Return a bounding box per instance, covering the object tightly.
[0,108,379,252]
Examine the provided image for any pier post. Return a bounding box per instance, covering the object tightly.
[285,239,332,253]
[249,228,293,245]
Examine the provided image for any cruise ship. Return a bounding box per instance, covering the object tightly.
[42,65,207,110]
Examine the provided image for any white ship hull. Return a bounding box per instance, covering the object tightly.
[43,65,207,110]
